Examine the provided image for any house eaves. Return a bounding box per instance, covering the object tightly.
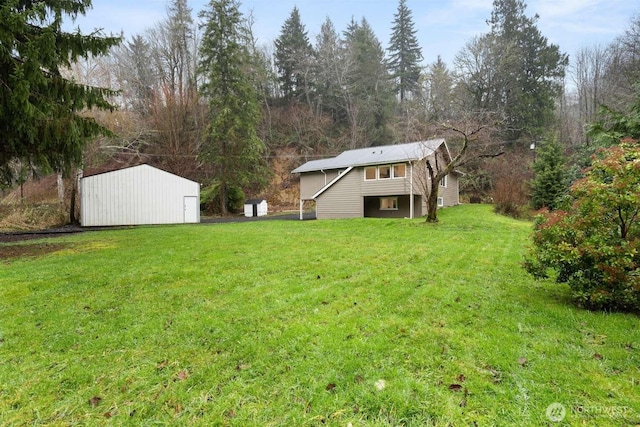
[311,166,354,199]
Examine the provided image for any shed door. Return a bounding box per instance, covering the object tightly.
[184,196,198,223]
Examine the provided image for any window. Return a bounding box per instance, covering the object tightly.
[380,197,398,210]
[393,164,406,178]
[440,174,448,187]
[365,167,376,180]
[378,165,391,179]
[364,164,406,181]
[437,197,444,207]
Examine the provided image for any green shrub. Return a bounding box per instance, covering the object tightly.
[524,144,640,312]
[226,186,244,213]
[199,181,245,214]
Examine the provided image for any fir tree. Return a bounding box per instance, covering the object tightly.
[530,138,569,210]
[487,0,568,141]
[387,0,423,102]
[0,0,121,182]
[198,0,268,214]
[274,6,314,101]
[344,18,394,147]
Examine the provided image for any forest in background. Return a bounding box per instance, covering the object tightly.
[2,0,640,224]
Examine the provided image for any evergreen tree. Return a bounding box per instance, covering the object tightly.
[530,138,569,210]
[487,0,568,142]
[198,0,268,214]
[274,6,314,101]
[0,0,121,182]
[343,18,394,147]
[424,56,454,121]
[314,17,344,122]
[387,0,423,102]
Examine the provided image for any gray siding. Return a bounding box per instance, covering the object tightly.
[439,173,460,207]
[300,170,340,199]
[316,169,362,219]
[361,171,411,196]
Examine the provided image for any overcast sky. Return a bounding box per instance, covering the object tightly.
[68,0,638,66]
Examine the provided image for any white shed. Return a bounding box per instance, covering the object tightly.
[244,199,268,217]
[80,164,200,226]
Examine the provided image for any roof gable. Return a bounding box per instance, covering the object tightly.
[81,164,199,185]
[292,139,446,174]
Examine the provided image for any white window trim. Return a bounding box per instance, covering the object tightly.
[440,174,448,188]
[364,164,407,181]
[378,165,392,180]
[437,197,444,207]
[380,197,398,210]
[392,163,406,179]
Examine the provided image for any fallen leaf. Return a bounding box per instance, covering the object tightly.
[518,357,527,366]
[89,396,102,407]
[460,399,467,407]
[317,275,321,279]
[457,374,466,382]
[448,384,463,391]
[321,301,328,305]
[157,360,168,370]
[175,370,188,381]
[375,379,386,390]
[325,383,336,392]
[236,363,251,371]
[354,374,364,384]
[104,411,112,418]
[594,353,603,360]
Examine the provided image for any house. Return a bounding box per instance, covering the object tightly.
[291,139,460,219]
[80,164,200,226]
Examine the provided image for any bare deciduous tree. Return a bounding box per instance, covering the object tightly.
[413,113,497,222]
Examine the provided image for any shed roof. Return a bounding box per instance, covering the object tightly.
[292,139,446,174]
[245,198,266,204]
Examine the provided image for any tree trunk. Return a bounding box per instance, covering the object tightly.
[220,181,228,215]
[57,171,65,205]
[70,181,77,225]
[426,179,440,222]
[69,168,82,225]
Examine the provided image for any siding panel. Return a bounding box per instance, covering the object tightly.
[316,169,362,219]
[439,173,460,207]
[300,171,340,199]
[81,164,200,226]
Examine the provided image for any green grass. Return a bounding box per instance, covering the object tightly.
[1,205,638,426]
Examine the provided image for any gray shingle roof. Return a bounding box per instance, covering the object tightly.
[292,139,446,173]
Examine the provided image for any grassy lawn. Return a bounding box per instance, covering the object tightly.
[1,204,638,426]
